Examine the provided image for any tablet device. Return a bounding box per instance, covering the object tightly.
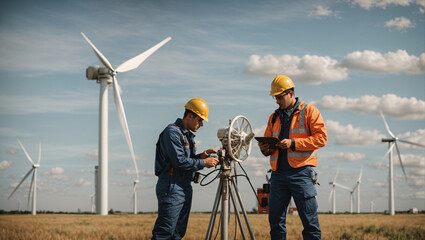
[255,137,280,149]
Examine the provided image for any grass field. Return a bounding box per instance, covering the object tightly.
[1,213,424,240]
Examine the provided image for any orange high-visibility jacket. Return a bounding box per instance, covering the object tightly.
[264,101,327,170]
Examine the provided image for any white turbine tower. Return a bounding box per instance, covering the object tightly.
[8,139,41,215]
[133,179,139,214]
[81,32,171,215]
[351,167,363,214]
[379,111,425,216]
[370,200,376,213]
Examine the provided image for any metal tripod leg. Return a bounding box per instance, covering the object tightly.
[229,183,247,238]
[206,180,222,240]
[230,178,255,240]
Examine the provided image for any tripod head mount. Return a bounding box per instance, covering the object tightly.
[216,115,255,162]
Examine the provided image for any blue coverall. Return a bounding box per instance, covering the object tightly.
[152,118,205,240]
[264,99,321,240]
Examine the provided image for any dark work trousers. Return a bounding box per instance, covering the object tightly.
[152,174,193,240]
[268,166,321,240]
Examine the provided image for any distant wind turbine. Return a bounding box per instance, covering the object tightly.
[351,167,363,214]
[8,139,41,215]
[379,111,425,216]
[81,32,170,215]
[370,200,376,213]
[328,169,351,214]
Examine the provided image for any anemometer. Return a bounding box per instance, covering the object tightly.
[205,115,256,240]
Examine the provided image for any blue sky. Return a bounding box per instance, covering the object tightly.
[0,0,424,214]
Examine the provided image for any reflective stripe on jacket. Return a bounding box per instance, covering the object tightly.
[264,102,327,170]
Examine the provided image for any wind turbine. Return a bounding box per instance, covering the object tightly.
[379,111,425,216]
[351,167,362,214]
[81,32,171,215]
[8,139,41,215]
[328,169,351,214]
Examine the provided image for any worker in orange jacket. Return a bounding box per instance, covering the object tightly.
[258,75,327,240]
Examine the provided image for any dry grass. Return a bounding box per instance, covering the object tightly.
[0,213,424,240]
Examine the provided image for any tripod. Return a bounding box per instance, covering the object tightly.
[205,150,255,240]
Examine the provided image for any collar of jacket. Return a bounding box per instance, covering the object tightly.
[174,118,195,138]
[275,97,300,117]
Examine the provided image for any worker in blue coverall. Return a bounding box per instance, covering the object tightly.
[152,98,219,240]
[258,75,327,240]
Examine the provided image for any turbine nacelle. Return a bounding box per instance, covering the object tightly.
[33,164,40,168]
[86,65,113,83]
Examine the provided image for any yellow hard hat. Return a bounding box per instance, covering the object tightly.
[269,75,295,96]
[184,98,209,122]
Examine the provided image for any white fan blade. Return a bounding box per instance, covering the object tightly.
[394,142,408,181]
[357,167,363,182]
[8,168,33,199]
[333,168,339,182]
[27,171,35,209]
[379,143,395,168]
[37,142,41,164]
[328,187,334,203]
[81,32,115,72]
[115,37,171,73]
[398,139,425,148]
[17,139,34,165]
[112,76,139,179]
[335,183,351,192]
[379,110,395,138]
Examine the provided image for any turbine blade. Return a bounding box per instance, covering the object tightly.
[398,139,425,148]
[333,168,339,182]
[335,183,351,191]
[27,171,35,208]
[37,142,41,164]
[394,142,408,181]
[81,32,115,72]
[115,37,171,73]
[8,168,34,199]
[358,167,363,182]
[352,184,358,192]
[379,143,395,168]
[112,76,139,179]
[328,188,334,203]
[17,139,34,165]
[379,110,395,138]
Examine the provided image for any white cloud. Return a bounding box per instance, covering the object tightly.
[0,128,34,137]
[116,168,139,176]
[341,50,425,74]
[309,5,333,18]
[0,160,12,170]
[398,129,425,149]
[329,152,366,162]
[244,154,270,177]
[352,0,413,10]
[326,120,385,145]
[75,178,91,187]
[87,149,98,161]
[246,50,424,83]
[385,17,415,30]
[311,94,425,120]
[245,54,348,84]
[43,167,67,180]
[0,92,97,115]
[253,125,266,137]
[415,191,425,199]
[393,154,425,169]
